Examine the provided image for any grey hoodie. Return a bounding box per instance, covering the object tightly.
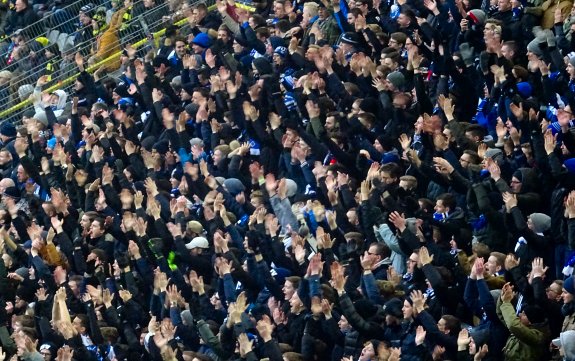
[561,330,575,361]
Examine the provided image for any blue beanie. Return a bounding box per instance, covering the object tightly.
[192,33,211,49]
[274,46,287,58]
[565,275,575,295]
[565,158,575,173]
[0,122,16,138]
[516,82,532,98]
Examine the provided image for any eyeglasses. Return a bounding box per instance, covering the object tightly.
[407,258,418,263]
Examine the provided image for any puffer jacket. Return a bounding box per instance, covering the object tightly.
[497,298,550,361]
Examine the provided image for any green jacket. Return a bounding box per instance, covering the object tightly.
[497,298,550,361]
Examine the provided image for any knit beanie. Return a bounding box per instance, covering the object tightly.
[564,275,575,295]
[529,213,551,233]
[382,298,404,318]
[564,158,575,173]
[469,327,489,348]
[192,32,212,48]
[527,37,544,57]
[523,304,546,324]
[467,9,486,26]
[386,71,405,91]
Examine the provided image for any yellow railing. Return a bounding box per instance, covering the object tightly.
[0,1,256,120]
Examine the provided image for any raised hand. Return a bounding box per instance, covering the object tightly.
[237,333,254,357]
[415,325,427,345]
[457,329,471,349]
[504,254,520,270]
[531,257,548,278]
[418,246,433,266]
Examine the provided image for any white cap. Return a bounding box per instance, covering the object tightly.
[185,236,209,249]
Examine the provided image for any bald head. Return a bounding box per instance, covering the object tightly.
[0,178,15,193]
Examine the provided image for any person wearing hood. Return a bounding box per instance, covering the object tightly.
[553,330,575,361]
[503,190,552,271]
[491,166,541,216]
[431,193,472,253]
[497,282,550,361]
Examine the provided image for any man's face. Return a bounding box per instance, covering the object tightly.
[282,280,295,300]
[191,91,205,104]
[17,165,27,183]
[547,282,562,301]
[383,57,398,70]
[402,299,413,319]
[498,0,511,11]
[510,176,522,193]
[346,209,358,225]
[15,0,25,12]
[305,48,319,61]
[68,280,81,296]
[380,171,395,185]
[274,1,285,18]
[325,116,336,130]
[437,318,448,334]
[120,189,133,206]
[397,13,410,28]
[501,44,513,60]
[388,38,401,50]
[407,253,418,273]
[79,12,91,25]
[175,41,187,57]
[357,1,368,14]
[0,151,11,166]
[213,149,223,164]
[435,199,447,214]
[80,215,91,230]
[563,288,574,304]
[368,244,381,262]
[318,7,328,19]
[289,292,303,313]
[486,256,500,274]
[232,40,243,54]
[347,13,356,24]
[90,220,104,238]
[217,30,229,42]
[568,63,575,78]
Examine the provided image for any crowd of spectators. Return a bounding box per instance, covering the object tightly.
[0,0,172,113]
[3,0,575,360]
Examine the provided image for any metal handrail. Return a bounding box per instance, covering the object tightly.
[2,0,149,86]
[5,0,110,52]
[0,0,172,112]
[0,0,238,123]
